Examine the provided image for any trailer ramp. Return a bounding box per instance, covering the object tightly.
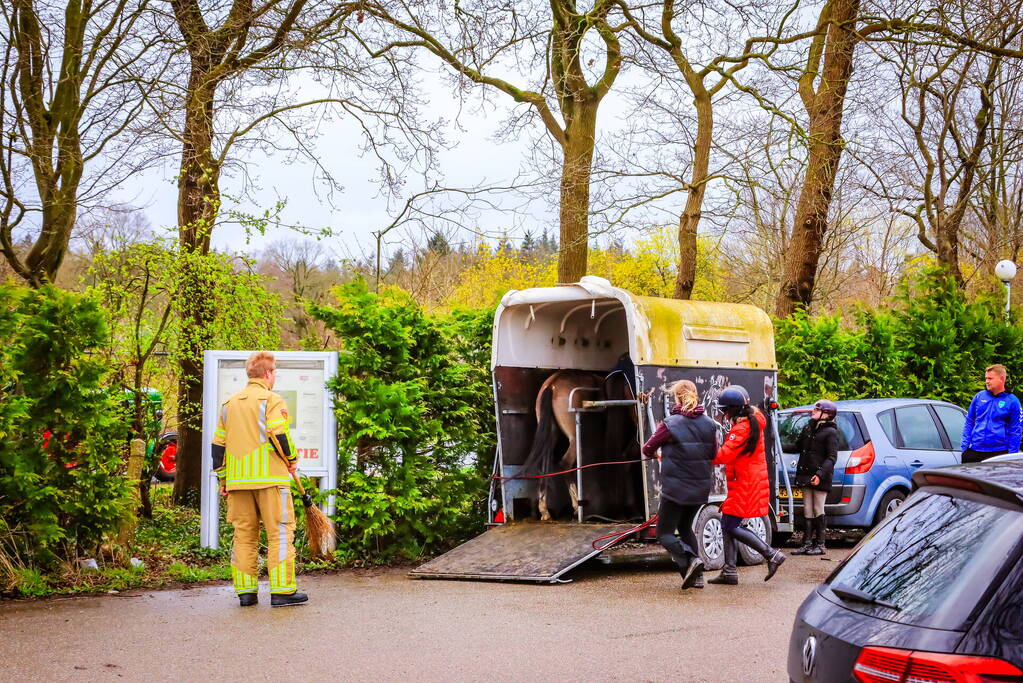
[409,521,636,583]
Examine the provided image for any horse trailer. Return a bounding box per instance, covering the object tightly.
[411,277,793,583]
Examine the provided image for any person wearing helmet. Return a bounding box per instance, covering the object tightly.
[707,387,786,585]
[790,399,839,556]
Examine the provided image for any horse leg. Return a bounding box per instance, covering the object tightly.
[563,439,579,516]
[538,483,551,521]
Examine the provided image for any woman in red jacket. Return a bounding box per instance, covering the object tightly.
[707,387,786,585]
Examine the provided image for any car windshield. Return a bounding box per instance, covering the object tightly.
[826,491,1023,630]
[778,411,864,453]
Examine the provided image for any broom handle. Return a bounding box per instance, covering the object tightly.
[267,430,306,496]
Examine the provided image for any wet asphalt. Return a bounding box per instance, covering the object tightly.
[0,550,845,682]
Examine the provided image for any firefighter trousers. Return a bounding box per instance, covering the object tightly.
[227,486,297,595]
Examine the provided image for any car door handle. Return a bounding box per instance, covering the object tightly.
[910,460,924,467]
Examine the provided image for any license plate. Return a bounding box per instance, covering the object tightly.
[778,487,803,499]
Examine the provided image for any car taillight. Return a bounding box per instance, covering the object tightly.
[845,442,875,474]
[853,646,1023,683]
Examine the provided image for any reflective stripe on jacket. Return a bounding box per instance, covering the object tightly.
[212,378,295,490]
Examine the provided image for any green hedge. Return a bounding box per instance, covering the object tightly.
[0,285,131,574]
[309,279,495,563]
[776,268,1023,408]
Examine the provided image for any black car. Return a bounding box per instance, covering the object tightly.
[788,461,1023,682]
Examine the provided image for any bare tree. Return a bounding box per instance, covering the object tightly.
[772,0,1023,314]
[359,1,625,283]
[260,239,335,345]
[869,26,1022,284]
[0,0,166,285]
[774,0,862,317]
[972,59,1023,276]
[159,0,441,499]
[615,0,808,299]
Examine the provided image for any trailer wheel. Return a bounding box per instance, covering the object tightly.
[693,505,725,571]
[737,515,772,566]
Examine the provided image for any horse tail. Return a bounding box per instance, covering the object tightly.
[519,385,557,480]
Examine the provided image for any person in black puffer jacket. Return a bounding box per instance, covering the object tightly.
[791,399,839,556]
[642,380,719,589]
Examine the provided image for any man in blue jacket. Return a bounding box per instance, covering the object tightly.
[961,364,1022,463]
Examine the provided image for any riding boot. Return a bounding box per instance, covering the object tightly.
[807,515,827,555]
[708,534,739,585]
[730,524,772,559]
[790,516,815,555]
[730,523,785,580]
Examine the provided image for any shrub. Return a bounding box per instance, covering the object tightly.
[777,267,1023,407]
[309,279,494,562]
[0,284,132,572]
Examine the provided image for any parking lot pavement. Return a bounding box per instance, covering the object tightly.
[0,550,847,682]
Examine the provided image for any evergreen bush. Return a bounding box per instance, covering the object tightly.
[0,285,132,575]
[777,268,1023,408]
[309,279,495,562]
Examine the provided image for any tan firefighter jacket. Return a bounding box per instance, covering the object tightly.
[213,378,295,490]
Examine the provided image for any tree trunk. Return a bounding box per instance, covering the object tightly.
[775,0,860,318]
[172,69,221,505]
[557,105,597,283]
[934,56,999,286]
[674,85,713,300]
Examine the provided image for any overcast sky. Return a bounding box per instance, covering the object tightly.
[113,68,577,262]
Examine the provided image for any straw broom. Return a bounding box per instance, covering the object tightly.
[268,431,336,560]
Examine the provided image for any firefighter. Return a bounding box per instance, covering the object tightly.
[211,351,308,607]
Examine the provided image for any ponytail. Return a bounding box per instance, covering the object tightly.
[738,405,761,456]
[669,380,699,413]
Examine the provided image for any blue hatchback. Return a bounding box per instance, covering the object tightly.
[777,399,967,528]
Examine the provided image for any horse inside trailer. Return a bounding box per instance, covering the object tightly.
[410,277,784,583]
[491,294,646,524]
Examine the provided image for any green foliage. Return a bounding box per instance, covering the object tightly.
[777,267,1023,408]
[309,279,494,562]
[0,284,132,569]
[9,568,49,597]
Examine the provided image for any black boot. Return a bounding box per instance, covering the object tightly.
[807,515,827,556]
[730,524,785,581]
[671,552,704,590]
[238,593,258,607]
[708,534,738,585]
[765,550,786,581]
[790,516,815,555]
[681,554,704,589]
[271,591,309,607]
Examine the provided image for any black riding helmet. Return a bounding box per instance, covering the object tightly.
[813,399,838,419]
[717,387,749,417]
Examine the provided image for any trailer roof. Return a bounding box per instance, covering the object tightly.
[493,277,776,370]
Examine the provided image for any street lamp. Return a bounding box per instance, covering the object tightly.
[995,260,1017,321]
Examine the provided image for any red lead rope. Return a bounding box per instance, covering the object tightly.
[591,515,659,551]
[491,456,658,481]
[491,457,663,551]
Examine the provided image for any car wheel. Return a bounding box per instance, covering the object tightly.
[873,489,906,526]
[737,515,772,566]
[693,505,725,571]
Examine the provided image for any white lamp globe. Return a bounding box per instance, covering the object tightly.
[996,260,1017,282]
